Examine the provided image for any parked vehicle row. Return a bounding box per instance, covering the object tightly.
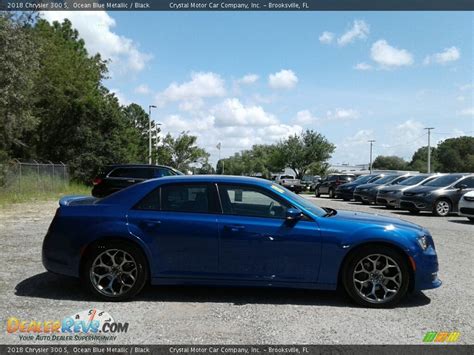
[319,172,474,220]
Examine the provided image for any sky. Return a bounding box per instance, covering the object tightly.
[41,11,474,166]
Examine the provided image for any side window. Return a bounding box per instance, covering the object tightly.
[109,167,151,179]
[135,188,160,210]
[161,184,210,213]
[154,168,175,178]
[218,185,289,219]
[456,177,474,188]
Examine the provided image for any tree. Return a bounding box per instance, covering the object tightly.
[157,131,209,172]
[409,146,439,173]
[372,155,409,170]
[436,136,474,172]
[278,130,335,179]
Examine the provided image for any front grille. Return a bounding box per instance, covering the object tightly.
[460,207,474,214]
[400,201,415,209]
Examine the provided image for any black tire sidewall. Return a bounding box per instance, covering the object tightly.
[343,245,410,308]
[81,240,149,301]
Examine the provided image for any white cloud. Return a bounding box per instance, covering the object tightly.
[134,84,150,95]
[458,107,474,116]
[294,110,318,125]
[268,69,298,89]
[459,84,473,91]
[326,108,360,120]
[110,88,130,106]
[337,20,370,46]
[319,31,334,44]
[354,62,372,71]
[156,72,226,106]
[370,40,414,68]
[211,98,278,127]
[41,11,152,73]
[424,47,460,65]
[237,74,259,85]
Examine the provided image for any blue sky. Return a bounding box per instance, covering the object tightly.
[42,11,473,166]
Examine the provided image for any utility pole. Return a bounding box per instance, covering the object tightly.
[368,140,376,173]
[424,127,434,173]
[216,142,224,174]
[148,105,157,164]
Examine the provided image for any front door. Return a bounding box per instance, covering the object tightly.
[216,184,321,283]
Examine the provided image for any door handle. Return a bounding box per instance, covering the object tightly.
[224,225,245,232]
[141,219,161,228]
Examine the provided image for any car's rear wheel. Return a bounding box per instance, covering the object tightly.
[82,240,148,301]
[433,199,451,217]
[343,246,409,308]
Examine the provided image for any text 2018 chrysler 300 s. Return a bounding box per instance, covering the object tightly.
[42,175,441,307]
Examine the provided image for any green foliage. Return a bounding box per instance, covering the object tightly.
[156,131,209,172]
[372,155,409,170]
[409,146,439,173]
[436,136,474,172]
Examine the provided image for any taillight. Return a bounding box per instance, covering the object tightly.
[92,177,102,185]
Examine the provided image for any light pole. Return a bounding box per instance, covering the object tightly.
[148,105,157,164]
[424,127,434,173]
[368,140,376,173]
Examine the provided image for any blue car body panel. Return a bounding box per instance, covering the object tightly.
[42,175,441,292]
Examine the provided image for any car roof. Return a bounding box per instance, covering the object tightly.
[142,174,274,186]
[105,164,173,169]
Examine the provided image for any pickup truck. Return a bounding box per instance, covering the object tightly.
[275,174,303,194]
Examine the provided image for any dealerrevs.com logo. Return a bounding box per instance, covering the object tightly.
[7,309,129,342]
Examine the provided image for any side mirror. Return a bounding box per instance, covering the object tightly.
[457,184,467,190]
[286,208,303,221]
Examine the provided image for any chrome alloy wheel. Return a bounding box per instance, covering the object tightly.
[353,254,402,304]
[90,249,138,297]
[436,200,450,216]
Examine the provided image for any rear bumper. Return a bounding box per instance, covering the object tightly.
[42,232,80,278]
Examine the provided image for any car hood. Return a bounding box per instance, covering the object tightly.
[403,185,442,194]
[379,185,408,192]
[355,183,379,190]
[331,210,424,232]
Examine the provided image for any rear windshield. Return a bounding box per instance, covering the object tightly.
[399,175,429,186]
[280,175,295,179]
[423,175,463,187]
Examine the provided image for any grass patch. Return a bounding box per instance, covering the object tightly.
[0,180,90,207]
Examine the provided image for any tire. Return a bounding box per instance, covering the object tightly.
[328,188,335,199]
[433,198,452,217]
[81,240,149,301]
[362,200,369,205]
[343,197,350,201]
[408,208,420,215]
[342,245,410,308]
[386,205,395,210]
[468,217,474,222]
[315,188,321,197]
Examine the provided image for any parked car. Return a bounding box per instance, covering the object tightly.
[400,174,474,216]
[91,164,183,197]
[301,175,320,191]
[376,174,439,209]
[43,175,441,307]
[336,174,383,201]
[315,174,356,198]
[354,174,410,204]
[275,174,303,193]
[458,191,474,222]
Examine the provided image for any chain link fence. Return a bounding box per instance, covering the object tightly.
[0,160,69,194]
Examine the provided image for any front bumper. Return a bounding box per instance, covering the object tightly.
[376,192,402,208]
[354,190,377,203]
[412,246,442,291]
[336,188,355,200]
[399,195,434,212]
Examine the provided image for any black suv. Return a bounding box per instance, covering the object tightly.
[315,174,356,198]
[92,164,183,197]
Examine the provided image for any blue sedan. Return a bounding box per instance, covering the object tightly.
[42,175,441,307]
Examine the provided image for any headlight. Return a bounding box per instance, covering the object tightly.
[417,235,429,250]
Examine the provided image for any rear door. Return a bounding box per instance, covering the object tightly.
[216,184,321,283]
[127,182,220,278]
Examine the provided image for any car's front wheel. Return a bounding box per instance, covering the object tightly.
[433,198,451,217]
[82,240,149,301]
[468,217,474,222]
[315,188,321,197]
[328,188,335,199]
[343,246,410,308]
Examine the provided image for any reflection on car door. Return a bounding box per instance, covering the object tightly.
[452,177,474,210]
[216,184,321,283]
[127,183,220,279]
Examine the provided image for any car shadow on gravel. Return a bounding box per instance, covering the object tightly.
[448,219,473,225]
[16,272,431,308]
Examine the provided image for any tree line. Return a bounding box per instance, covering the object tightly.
[0,13,210,184]
[372,136,474,172]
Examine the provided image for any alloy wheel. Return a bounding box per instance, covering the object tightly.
[90,249,138,297]
[353,254,402,304]
[435,200,450,216]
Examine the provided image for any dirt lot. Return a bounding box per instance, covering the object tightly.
[0,197,473,344]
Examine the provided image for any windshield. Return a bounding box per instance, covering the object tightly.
[271,184,326,217]
[399,175,428,186]
[423,175,462,187]
[374,175,400,184]
[353,175,373,184]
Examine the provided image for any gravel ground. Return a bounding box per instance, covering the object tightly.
[0,196,473,345]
